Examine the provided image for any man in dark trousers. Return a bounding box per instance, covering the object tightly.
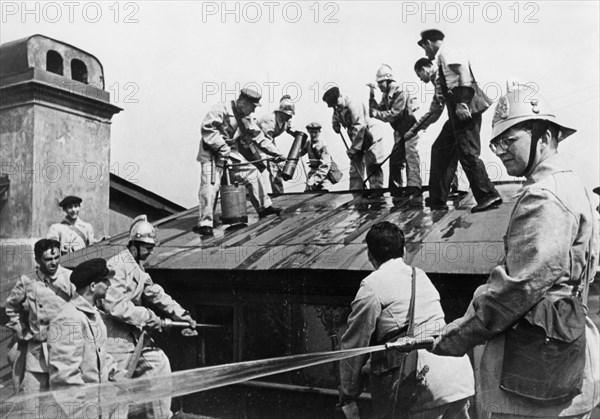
[407,29,502,212]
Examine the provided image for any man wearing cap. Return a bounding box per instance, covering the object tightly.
[48,258,127,418]
[5,238,74,396]
[301,122,335,191]
[408,30,502,213]
[196,88,287,237]
[103,215,197,419]
[323,86,385,194]
[368,64,422,196]
[258,95,296,195]
[431,85,600,418]
[47,195,104,254]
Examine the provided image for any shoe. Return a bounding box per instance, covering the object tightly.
[471,196,503,213]
[448,189,468,199]
[172,411,198,419]
[193,226,214,236]
[258,206,282,218]
[424,197,448,210]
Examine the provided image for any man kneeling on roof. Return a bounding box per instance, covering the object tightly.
[196,88,287,237]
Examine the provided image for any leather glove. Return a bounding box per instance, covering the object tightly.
[346,148,358,159]
[333,125,341,134]
[273,155,286,164]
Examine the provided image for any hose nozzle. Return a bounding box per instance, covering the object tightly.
[385,336,435,352]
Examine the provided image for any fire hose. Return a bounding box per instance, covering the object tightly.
[2,337,435,417]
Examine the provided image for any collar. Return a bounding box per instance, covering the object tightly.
[70,292,98,315]
[378,257,405,271]
[37,267,59,283]
[524,152,570,186]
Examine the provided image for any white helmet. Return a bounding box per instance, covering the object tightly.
[376,64,395,82]
[129,215,157,245]
[491,83,576,143]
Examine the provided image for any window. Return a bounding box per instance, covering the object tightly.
[46,51,63,75]
[71,59,88,84]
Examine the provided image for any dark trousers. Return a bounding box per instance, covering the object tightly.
[429,111,498,204]
[389,140,406,191]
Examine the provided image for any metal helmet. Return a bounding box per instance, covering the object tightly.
[375,64,395,82]
[491,83,576,143]
[276,97,295,116]
[129,215,157,245]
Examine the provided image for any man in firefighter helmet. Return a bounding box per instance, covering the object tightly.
[431,84,600,418]
[103,215,198,419]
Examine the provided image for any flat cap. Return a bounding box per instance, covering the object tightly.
[59,195,82,208]
[322,86,340,108]
[306,122,322,131]
[239,88,262,105]
[71,258,115,289]
[418,29,445,47]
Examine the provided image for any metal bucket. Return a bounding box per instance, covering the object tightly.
[281,131,308,181]
[220,184,248,224]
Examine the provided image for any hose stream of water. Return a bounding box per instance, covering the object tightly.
[2,344,387,417]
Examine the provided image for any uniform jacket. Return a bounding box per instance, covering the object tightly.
[48,293,117,387]
[300,137,332,186]
[332,96,382,154]
[369,81,416,134]
[197,101,283,164]
[102,249,187,353]
[434,153,600,416]
[339,258,474,411]
[47,217,95,254]
[5,266,74,373]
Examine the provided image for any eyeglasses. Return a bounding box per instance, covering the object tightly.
[489,136,519,153]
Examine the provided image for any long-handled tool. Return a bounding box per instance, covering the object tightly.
[338,132,366,186]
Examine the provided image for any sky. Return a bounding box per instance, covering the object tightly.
[2,0,599,208]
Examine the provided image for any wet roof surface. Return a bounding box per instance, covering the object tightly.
[63,183,521,275]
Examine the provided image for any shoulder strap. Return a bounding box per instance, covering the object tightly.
[407,267,417,336]
[61,221,89,246]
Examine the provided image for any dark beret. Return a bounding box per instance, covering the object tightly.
[239,88,262,105]
[418,29,445,46]
[59,195,82,208]
[593,187,600,196]
[322,86,340,108]
[306,122,322,131]
[71,258,115,289]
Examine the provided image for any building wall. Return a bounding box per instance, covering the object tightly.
[31,104,111,238]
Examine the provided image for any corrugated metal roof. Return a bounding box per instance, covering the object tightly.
[62,183,521,274]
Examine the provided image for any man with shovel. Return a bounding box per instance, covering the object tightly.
[323,86,385,195]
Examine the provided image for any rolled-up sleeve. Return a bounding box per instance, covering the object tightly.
[339,283,380,402]
[411,76,445,133]
[433,187,576,356]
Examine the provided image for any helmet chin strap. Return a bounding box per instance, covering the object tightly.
[521,120,549,177]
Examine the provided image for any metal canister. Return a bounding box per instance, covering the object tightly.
[281,131,308,181]
[220,184,248,224]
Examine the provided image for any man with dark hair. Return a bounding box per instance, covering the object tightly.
[103,215,197,419]
[339,221,474,418]
[302,122,335,191]
[47,195,105,254]
[432,85,600,418]
[406,30,502,213]
[48,258,126,418]
[323,86,385,194]
[196,88,287,237]
[5,238,74,396]
[368,64,422,196]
